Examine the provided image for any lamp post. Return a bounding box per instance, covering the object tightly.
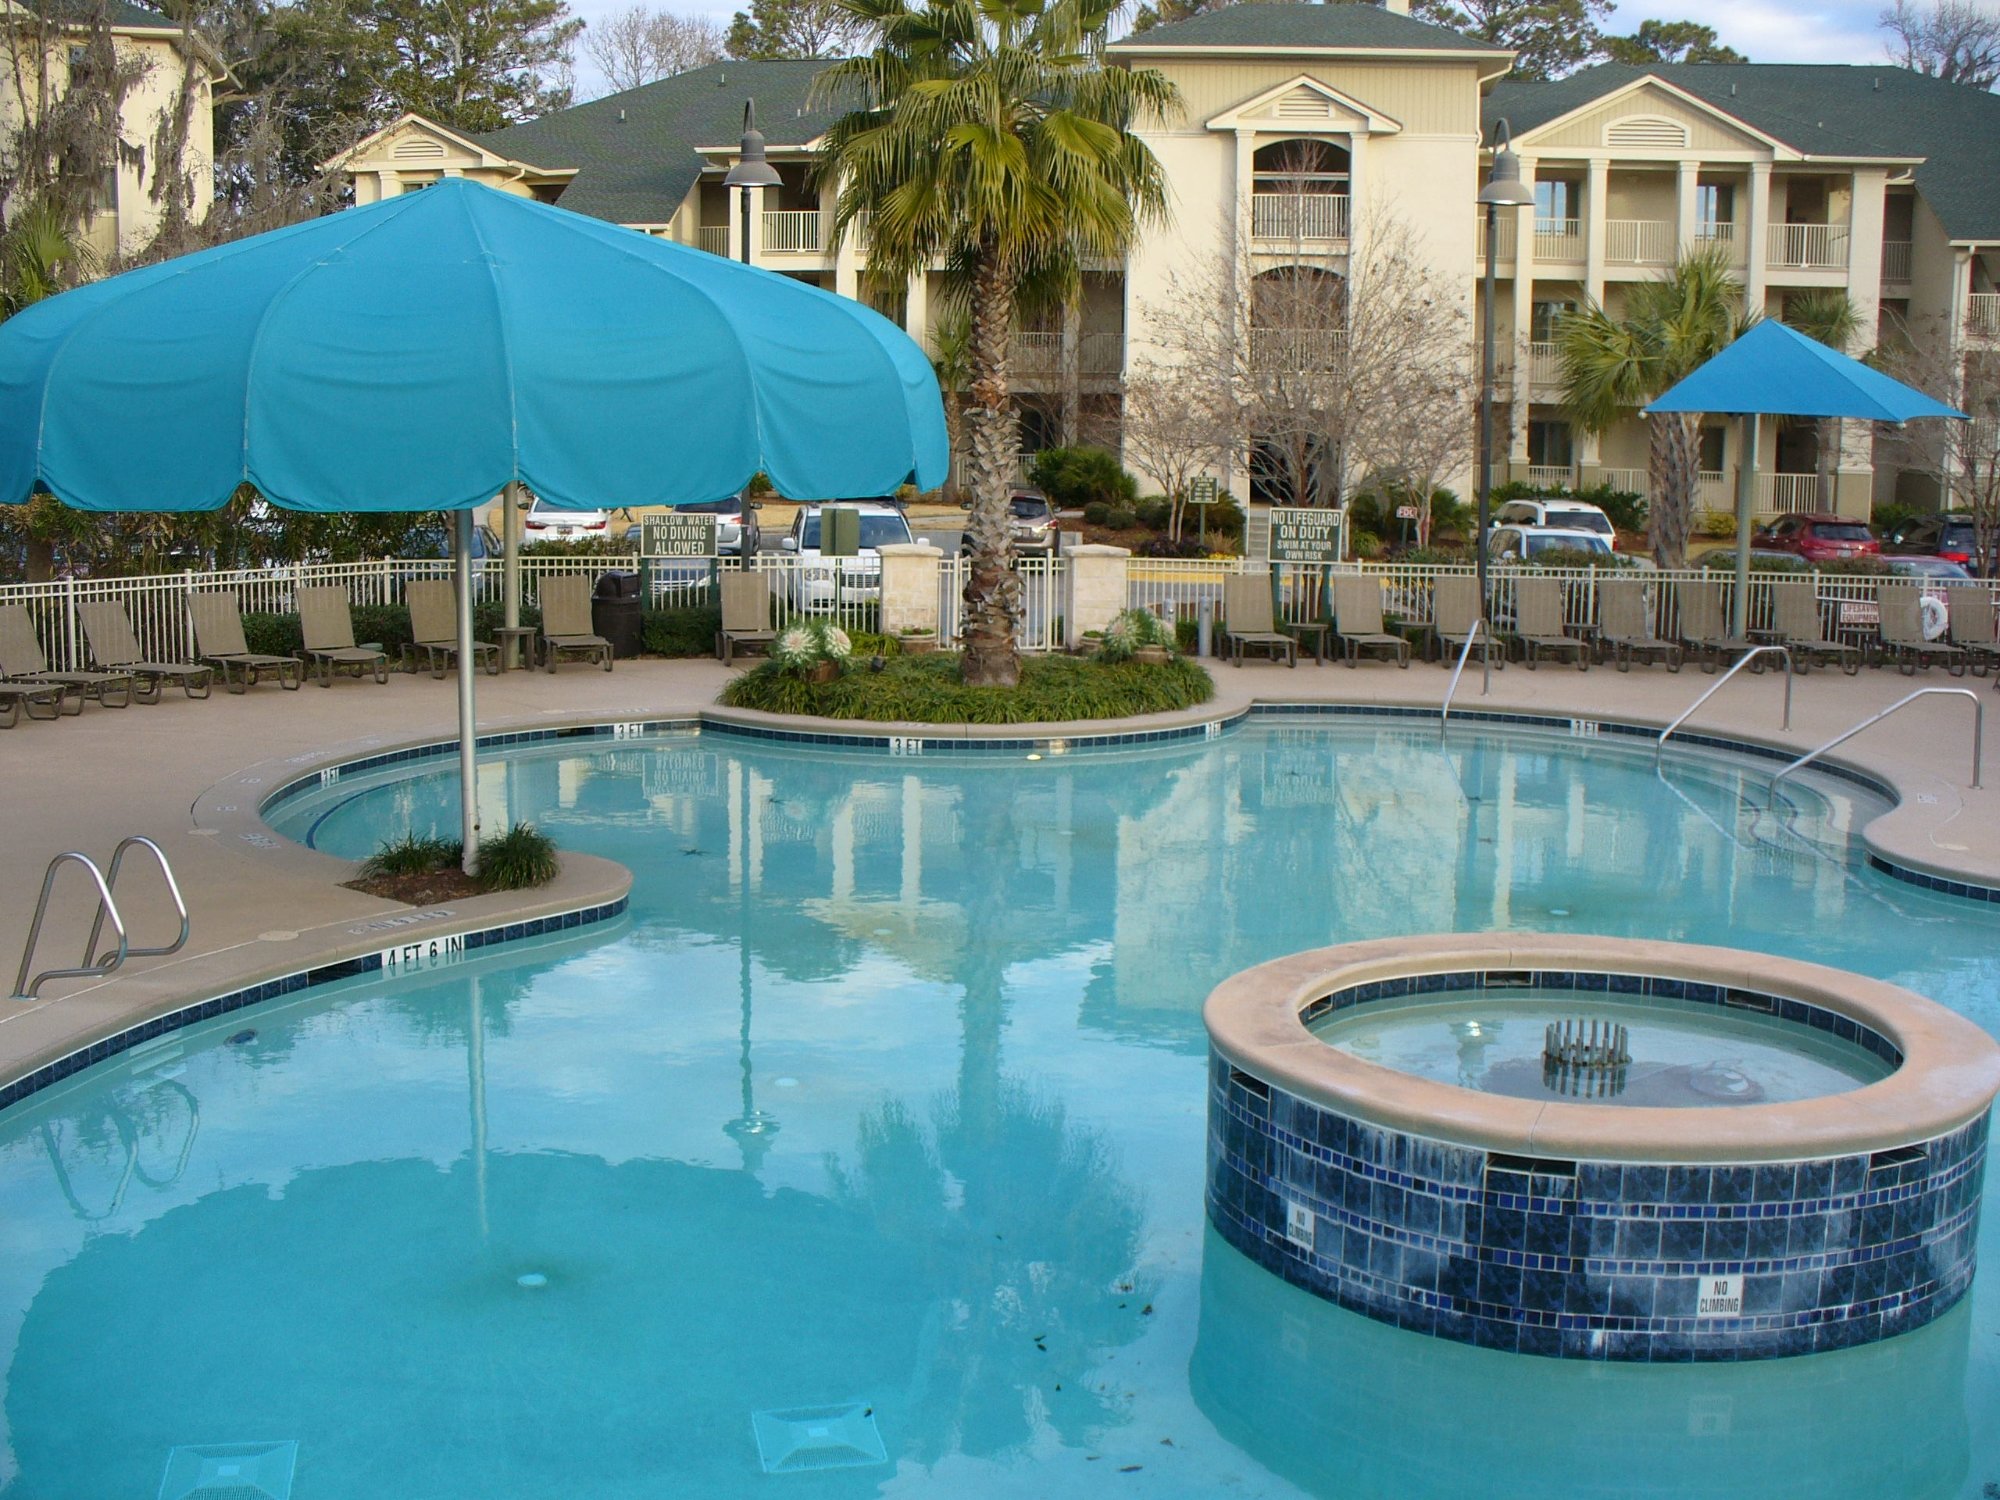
[1476,120,1536,614]
[723,100,781,265]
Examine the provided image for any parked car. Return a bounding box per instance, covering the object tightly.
[1883,512,1982,574]
[781,502,916,610]
[524,499,612,541]
[960,489,1058,556]
[624,494,761,556]
[1754,513,1880,563]
[1491,498,1618,549]
[1885,556,1974,583]
[1485,525,1615,564]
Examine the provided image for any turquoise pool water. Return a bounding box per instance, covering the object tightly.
[2,720,1997,1498]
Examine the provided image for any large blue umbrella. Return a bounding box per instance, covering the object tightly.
[1645,320,1965,633]
[0,179,948,867]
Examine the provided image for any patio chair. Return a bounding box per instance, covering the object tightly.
[1596,579,1681,671]
[189,592,304,692]
[1877,582,1967,676]
[78,600,213,701]
[297,586,390,686]
[1332,576,1410,669]
[1432,575,1502,669]
[1512,577,1590,670]
[1675,581,1753,673]
[1768,582,1862,676]
[401,580,499,678]
[1946,586,2000,676]
[0,605,133,707]
[0,681,71,725]
[1221,575,1296,668]
[539,575,614,672]
[716,572,778,664]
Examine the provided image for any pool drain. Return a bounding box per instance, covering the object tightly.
[157,1441,297,1500]
[751,1403,886,1473]
[517,1272,549,1288]
[1542,1017,1631,1099]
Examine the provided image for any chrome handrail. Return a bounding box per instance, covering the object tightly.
[1656,645,1793,765]
[12,853,127,1001]
[87,836,189,967]
[1439,619,1493,741]
[1771,687,1983,797]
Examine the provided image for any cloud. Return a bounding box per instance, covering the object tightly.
[1604,0,1886,63]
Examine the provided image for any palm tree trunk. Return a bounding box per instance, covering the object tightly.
[961,251,1024,687]
[1648,412,1700,569]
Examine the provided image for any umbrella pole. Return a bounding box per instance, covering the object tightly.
[456,509,482,878]
[1732,413,1760,639]
[502,480,523,663]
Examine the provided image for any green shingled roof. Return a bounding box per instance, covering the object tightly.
[1111,1,1508,52]
[1486,63,2000,242]
[469,59,841,226]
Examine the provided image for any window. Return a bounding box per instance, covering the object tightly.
[1695,183,1734,233]
[1530,300,1574,342]
[1698,427,1726,473]
[1527,419,1574,469]
[1535,179,1577,226]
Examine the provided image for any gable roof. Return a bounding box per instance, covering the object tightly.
[469,58,841,225]
[1109,2,1509,56]
[1486,63,2000,241]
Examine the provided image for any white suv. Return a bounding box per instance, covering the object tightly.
[781,503,915,610]
[1492,499,1617,550]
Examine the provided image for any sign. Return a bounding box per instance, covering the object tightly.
[1285,1200,1316,1250]
[821,505,861,558]
[382,932,466,974]
[1395,504,1420,521]
[641,513,719,558]
[1268,506,1345,564]
[1695,1273,1743,1319]
[1189,476,1219,507]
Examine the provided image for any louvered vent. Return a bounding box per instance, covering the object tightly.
[392,137,447,161]
[1605,116,1688,148]
[1275,88,1333,120]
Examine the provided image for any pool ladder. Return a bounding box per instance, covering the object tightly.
[11,838,189,1002]
[1771,687,1983,795]
[1656,646,1793,764]
[1438,620,1493,741]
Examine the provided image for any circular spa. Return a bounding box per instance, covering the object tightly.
[1204,936,2000,1362]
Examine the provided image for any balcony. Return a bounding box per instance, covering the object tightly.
[1696,470,1730,508]
[1767,223,1850,271]
[1758,472,1828,513]
[1520,463,1576,489]
[1599,467,1647,496]
[697,225,728,256]
[761,209,824,254]
[1882,240,1913,283]
[1249,328,1346,373]
[1604,219,1673,267]
[1529,341,1562,387]
[1011,329,1124,379]
[1695,222,1743,261]
[1968,293,2000,339]
[1534,218,1584,262]
[1476,212,1517,262]
[1252,192,1350,244]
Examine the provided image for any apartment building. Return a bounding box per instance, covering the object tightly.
[333,2,2000,522]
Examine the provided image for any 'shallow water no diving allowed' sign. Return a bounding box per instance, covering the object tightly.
[640,513,719,558]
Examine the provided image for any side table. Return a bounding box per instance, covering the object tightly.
[494,626,538,672]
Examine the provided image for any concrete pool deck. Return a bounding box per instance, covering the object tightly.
[1,653,1996,1098]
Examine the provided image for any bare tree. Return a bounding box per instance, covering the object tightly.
[1880,0,2000,87]
[1875,315,2000,570]
[1120,358,1237,540]
[586,5,723,93]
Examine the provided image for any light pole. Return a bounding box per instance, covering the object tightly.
[723,100,781,266]
[1476,120,1535,614]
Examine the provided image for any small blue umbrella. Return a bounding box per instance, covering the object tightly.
[0,179,948,868]
[1644,320,1965,635]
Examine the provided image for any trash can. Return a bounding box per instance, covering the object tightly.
[592,570,643,660]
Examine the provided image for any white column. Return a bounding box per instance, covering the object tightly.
[1585,158,1609,308]
[1510,155,1539,467]
[905,272,931,351]
[1746,161,1772,312]
[1675,159,1700,255]
[1345,132,1367,260]
[1233,129,1257,264]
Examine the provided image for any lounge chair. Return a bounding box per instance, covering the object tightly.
[189,592,304,692]
[297,586,390,686]
[1221,575,1296,668]
[1946,586,2000,676]
[401,580,499,678]
[539,575,614,672]
[0,605,134,707]
[1596,579,1681,671]
[1675,581,1753,673]
[78,600,213,701]
[1768,582,1861,676]
[716,572,778,664]
[1512,577,1590,670]
[0,681,71,725]
[1877,582,1967,675]
[1332,576,1410,668]
[1432,575,1502,669]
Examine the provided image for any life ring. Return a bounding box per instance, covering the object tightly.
[1920,594,1949,642]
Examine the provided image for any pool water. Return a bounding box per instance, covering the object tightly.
[1309,990,1895,1107]
[3,721,1998,1498]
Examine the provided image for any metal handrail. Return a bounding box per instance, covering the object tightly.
[87,836,189,967]
[1771,688,1983,797]
[12,853,127,1001]
[1656,645,1793,764]
[1439,619,1493,741]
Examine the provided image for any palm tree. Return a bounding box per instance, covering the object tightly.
[814,0,1178,686]
[929,305,972,498]
[1556,245,1744,568]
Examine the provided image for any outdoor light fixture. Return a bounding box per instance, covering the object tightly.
[1475,120,1535,613]
[722,100,782,265]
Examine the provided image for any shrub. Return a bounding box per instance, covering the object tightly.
[1197,497,1245,537]
[1030,446,1138,510]
[520,534,637,557]
[771,618,854,672]
[1104,507,1137,530]
[641,604,721,656]
[477,823,561,890]
[1351,530,1385,560]
[719,651,1212,722]
[1135,497,1172,529]
[1523,547,1634,570]
[362,833,460,880]
[1082,502,1111,527]
[1694,507,1737,540]
[1136,533,1206,558]
[1096,607,1175,663]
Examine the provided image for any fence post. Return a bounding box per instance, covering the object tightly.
[62,576,78,671]
[1063,545,1130,649]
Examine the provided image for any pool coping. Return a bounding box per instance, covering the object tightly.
[1204,934,2000,1164]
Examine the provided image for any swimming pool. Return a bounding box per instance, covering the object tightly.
[2,719,1996,1497]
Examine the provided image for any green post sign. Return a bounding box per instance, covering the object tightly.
[641,513,719,558]
[1267,507,1345,564]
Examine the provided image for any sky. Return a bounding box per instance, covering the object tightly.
[560,0,1896,101]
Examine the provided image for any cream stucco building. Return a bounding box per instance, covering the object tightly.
[332,1,2000,523]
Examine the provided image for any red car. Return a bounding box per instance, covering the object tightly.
[1755,513,1881,563]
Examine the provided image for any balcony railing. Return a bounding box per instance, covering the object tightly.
[1599,467,1647,496]
[1767,223,1850,271]
[697,225,730,256]
[1696,470,1730,508]
[761,209,824,254]
[1250,328,1347,373]
[1758,472,1828,513]
[1476,213,1518,261]
[1967,293,2000,338]
[1520,464,1576,489]
[1529,340,1562,386]
[1252,192,1350,243]
[1011,329,1124,379]
[1882,240,1913,283]
[1604,219,1673,266]
[1534,218,1584,261]
[1695,221,1741,260]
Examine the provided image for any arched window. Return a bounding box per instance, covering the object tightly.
[1250,265,1346,373]
[1251,141,1352,242]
